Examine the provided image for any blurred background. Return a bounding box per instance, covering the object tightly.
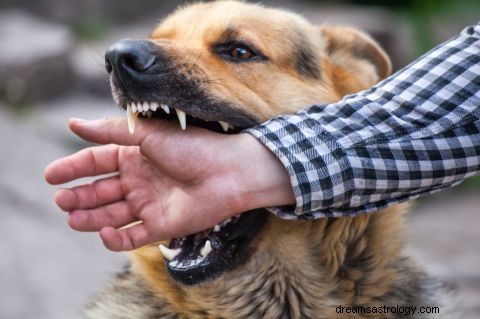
[0,0,479,318]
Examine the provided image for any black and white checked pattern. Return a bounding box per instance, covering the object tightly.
[246,23,480,220]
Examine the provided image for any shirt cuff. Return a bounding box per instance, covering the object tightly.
[245,114,355,219]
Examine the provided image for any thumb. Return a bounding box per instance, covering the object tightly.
[68,117,169,146]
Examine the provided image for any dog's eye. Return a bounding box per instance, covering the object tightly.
[215,42,265,62]
[229,46,254,60]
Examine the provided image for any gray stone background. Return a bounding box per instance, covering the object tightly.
[0,0,479,318]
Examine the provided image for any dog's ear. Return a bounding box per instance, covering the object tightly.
[319,26,392,94]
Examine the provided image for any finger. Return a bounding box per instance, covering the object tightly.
[54,175,123,212]
[68,117,170,147]
[67,201,137,232]
[99,225,156,252]
[44,144,120,185]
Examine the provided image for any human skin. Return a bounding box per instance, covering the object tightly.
[44,118,295,251]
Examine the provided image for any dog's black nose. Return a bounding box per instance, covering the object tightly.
[105,39,156,75]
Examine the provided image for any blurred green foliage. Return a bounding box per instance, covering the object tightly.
[306,0,480,57]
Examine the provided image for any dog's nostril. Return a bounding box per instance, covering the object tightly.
[105,57,113,74]
[105,39,157,76]
[123,54,156,72]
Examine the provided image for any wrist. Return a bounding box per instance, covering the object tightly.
[229,133,295,212]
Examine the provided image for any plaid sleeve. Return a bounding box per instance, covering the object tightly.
[245,23,480,220]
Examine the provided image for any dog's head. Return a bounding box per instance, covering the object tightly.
[105,1,391,286]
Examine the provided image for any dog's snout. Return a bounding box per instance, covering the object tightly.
[105,39,157,75]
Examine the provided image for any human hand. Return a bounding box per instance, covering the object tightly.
[44,118,294,251]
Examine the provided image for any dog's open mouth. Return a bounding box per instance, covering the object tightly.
[123,101,243,134]
[115,97,267,285]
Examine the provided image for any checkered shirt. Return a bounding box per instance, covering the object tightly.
[246,23,480,220]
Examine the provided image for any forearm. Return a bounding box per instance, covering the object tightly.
[246,22,480,219]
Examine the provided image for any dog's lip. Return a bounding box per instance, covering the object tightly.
[162,209,268,285]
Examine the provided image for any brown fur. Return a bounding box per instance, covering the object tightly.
[85,2,452,318]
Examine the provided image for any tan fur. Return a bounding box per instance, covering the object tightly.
[148,1,389,121]
[86,2,452,318]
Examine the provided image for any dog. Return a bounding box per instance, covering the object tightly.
[86,1,452,318]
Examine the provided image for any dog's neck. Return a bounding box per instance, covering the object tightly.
[132,204,412,318]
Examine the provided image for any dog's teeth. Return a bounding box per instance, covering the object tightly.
[127,103,139,134]
[213,225,222,232]
[159,244,182,261]
[136,102,143,113]
[218,121,230,132]
[161,104,170,114]
[142,102,148,112]
[200,240,212,257]
[175,109,187,130]
[222,218,233,226]
[130,103,137,113]
[150,102,158,112]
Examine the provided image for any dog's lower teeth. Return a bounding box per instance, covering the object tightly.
[200,240,212,257]
[159,244,182,261]
[222,218,232,226]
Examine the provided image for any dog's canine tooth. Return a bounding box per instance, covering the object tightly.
[150,102,158,112]
[175,108,187,130]
[127,103,139,134]
[161,104,170,114]
[218,121,230,132]
[159,244,182,261]
[200,240,212,257]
